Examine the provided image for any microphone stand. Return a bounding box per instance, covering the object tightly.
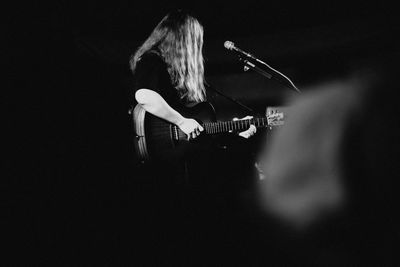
[238,56,301,93]
[240,58,272,79]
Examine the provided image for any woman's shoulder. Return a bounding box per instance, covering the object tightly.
[138,50,165,66]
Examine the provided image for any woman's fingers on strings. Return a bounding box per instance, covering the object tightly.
[241,115,253,120]
[187,132,195,140]
[249,124,257,133]
[233,115,253,121]
[238,131,249,138]
[238,124,257,139]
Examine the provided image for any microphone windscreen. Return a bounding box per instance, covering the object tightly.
[224,41,234,50]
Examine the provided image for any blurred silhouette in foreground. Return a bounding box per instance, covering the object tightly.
[256,58,400,264]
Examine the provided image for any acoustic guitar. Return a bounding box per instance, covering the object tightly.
[132,102,284,163]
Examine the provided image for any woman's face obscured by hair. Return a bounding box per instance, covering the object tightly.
[157,11,205,102]
[160,10,204,47]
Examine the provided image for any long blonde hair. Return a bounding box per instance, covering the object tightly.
[130,10,206,103]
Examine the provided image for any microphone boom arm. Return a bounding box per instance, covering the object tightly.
[242,56,301,93]
[225,41,301,93]
[240,57,272,79]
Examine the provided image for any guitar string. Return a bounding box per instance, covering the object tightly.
[203,117,269,134]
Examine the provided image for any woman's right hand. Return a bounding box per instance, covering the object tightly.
[177,118,204,140]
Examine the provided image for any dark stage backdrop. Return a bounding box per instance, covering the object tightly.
[6,1,399,265]
[51,2,398,118]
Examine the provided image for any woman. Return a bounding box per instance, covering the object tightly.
[129,11,258,258]
[130,10,255,144]
[130,10,206,142]
[130,10,258,193]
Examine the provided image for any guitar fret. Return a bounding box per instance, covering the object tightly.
[203,116,272,135]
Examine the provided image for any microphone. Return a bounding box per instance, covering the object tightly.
[224,40,301,93]
[224,41,257,60]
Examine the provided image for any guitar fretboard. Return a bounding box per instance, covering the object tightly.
[202,118,269,134]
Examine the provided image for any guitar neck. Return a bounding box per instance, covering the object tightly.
[202,118,269,134]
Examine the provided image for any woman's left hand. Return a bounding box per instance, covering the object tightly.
[233,116,257,139]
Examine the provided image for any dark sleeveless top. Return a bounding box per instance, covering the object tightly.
[132,51,185,111]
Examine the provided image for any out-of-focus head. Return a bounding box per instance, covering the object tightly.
[256,81,363,228]
[257,58,400,231]
[130,10,205,102]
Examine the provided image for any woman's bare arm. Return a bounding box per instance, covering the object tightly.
[135,89,203,139]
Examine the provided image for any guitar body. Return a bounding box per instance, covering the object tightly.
[133,102,217,163]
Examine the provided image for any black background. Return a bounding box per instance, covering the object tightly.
[6,1,400,265]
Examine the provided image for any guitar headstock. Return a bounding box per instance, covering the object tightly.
[266,107,285,127]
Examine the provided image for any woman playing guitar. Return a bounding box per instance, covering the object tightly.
[130,10,256,177]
